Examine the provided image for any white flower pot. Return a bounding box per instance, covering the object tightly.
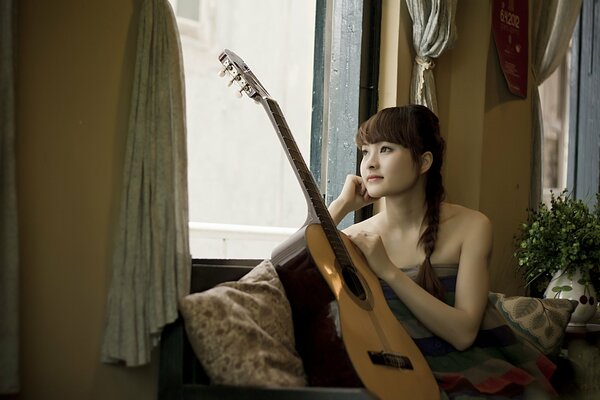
[543,268,597,326]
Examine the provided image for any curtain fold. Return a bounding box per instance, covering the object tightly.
[101,0,190,366]
[530,0,581,208]
[0,0,19,394]
[405,0,458,113]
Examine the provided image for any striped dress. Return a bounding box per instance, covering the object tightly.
[380,264,557,399]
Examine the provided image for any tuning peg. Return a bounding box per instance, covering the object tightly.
[218,68,226,77]
[235,89,243,98]
[227,78,235,87]
[237,85,250,98]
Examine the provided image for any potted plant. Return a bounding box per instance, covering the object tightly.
[513,190,600,325]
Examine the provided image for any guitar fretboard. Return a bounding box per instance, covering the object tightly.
[263,98,355,271]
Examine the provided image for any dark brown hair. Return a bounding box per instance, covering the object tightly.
[356,105,446,300]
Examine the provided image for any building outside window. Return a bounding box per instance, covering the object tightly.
[170,0,317,259]
[540,52,570,205]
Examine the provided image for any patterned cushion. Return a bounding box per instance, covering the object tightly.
[179,260,306,386]
[489,292,577,356]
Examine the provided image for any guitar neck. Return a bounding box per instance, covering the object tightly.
[261,97,354,269]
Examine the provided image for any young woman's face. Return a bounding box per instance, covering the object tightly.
[359,141,421,198]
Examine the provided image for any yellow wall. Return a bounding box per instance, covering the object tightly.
[16,0,530,398]
[439,1,532,295]
[17,0,158,399]
[479,39,533,296]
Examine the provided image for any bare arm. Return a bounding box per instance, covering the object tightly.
[349,212,492,350]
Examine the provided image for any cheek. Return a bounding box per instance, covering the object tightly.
[359,161,368,177]
[397,158,418,175]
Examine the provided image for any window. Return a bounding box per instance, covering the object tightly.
[567,2,600,207]
[542,3,600,209]
[170,0,316,259]
[170,0,213,46]
[540,52,571,205]
[171,0,380,259]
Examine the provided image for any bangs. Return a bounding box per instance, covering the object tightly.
[355,118,398,146]
[355,107,418,151]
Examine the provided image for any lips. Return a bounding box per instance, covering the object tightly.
[366,175,383,182]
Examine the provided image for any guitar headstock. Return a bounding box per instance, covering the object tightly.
[218,49,270,101]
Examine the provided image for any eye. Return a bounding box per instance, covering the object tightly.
[380,146,392,153]
[361,148,369,156]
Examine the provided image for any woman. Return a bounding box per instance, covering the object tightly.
[328,105,555,399]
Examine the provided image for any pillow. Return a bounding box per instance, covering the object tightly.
[179,259,306,387]
[489,292,577,356]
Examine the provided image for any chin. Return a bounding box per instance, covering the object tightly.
[366,189,385,198]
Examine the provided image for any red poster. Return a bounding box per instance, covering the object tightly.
[492,0,528,98]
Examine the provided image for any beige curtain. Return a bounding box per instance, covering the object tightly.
[0,0,19,394]
[405,0,458,114]
[101,0,190,366]
[530,0,582,208]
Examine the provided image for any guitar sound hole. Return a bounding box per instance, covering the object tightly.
[342,267,367,301]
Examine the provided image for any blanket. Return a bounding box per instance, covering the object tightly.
[381,264,557,399]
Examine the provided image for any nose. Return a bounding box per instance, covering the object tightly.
[363,152,379,169]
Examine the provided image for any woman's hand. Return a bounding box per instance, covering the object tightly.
[339,174,378,210]
[328,175,379,225]
[347,231,395,281]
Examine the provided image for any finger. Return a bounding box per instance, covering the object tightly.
[358,183,367,197]
[358,181,372,198]
[357,230,372,239]
[347,174,361,186]
[347,234,361,247]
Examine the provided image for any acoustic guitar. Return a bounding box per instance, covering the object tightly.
[218,49,439,400]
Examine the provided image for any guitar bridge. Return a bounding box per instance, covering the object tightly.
[368,351,414,370]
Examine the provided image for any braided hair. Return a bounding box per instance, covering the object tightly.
[355,105,446,300]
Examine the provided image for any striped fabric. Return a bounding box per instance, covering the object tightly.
[381,265,557,399]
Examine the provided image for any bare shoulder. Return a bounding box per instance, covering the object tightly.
[441,203,492,241]
[442,202,490,226]
[341,213,383,236]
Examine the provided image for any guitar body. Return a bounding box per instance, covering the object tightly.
[276,225,440,399]
[218,49,440,400]
[307,225,439,399]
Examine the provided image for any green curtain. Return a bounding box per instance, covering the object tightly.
[0,0,19,393]
[101,0,190,366]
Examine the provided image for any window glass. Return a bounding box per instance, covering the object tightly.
[540,52,571,205]
[175,0,199,21]
[169,0,316,258]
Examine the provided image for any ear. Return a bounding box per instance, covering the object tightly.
[419,152,433,174]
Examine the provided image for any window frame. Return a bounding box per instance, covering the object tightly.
[191,0,382,263]
[567,2,600,207]
[310,0,381,229]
